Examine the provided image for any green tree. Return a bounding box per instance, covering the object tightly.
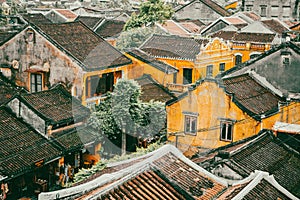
[89,79,166,157]
[116,26,168,51]
[124,0,174,31]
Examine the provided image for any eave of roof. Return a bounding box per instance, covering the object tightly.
[33,22,132,72]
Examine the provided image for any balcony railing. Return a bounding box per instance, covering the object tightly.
[85,95,108,108]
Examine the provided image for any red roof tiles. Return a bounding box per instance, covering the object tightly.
[54,9,77,20]
[262,19,290,34]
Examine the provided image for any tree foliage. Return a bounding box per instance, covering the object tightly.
[88,78,166,157]
[116,26,167,53]
[124,0,174,31]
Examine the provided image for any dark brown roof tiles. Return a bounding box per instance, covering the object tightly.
[0,73,24,105]
[20,84,90,125]
[95,19,125,38]
[135,74,176,103]
[262,19,289,34]
[127,48,178,74]
[223,74,281,118]
[75,16,104,30]
[210,31,276,43]
[140,34,203,60]
[38,21,131,70]
[22,13,52,25]
[0,107,61,177]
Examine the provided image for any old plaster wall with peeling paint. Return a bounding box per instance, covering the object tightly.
[0,27,84,98]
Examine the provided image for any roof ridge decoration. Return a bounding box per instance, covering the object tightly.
[248,70,284,98]
[38,144,228,200]
[230,170,299,200]
[175,0,230,16]
[229,130,272,156]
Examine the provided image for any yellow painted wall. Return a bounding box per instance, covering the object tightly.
[82,64,130,106]
[157,58,195,84]
[231,42,271,64]
[225,1,238,10]
[196,38,234,78]
[125,53,174,85]
[167,80,300,154]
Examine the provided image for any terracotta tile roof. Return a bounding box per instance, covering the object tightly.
[0,107,61,177]
[19,84,90,125]
[210,31,276,43]
[152,152,226,199]
[95,19,125,38]
[160,20,190,36]
[22,13,52,25]
[140,34,203,60]
[223,74,282,119]
[42,145,227,200]
[243,12,261,21]
[199,130,300,197]
[126,48,178,74]
[285,20,300,28]
[54,9,77,20]
[38,21,132,71]
[176,0,230,17]
[0,73,24,105]
[179,22,205,33]
[100,170,187,199]
[218,171,298,200]
[262,19,290,34]
[75,16,104,30]
[225,17,247,24]
[88,152,226,199]
[135,74,176,103]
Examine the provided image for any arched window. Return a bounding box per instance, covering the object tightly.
[235,54,242,65]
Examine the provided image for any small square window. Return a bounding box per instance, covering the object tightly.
[283,57,290,66]
[30,73,42,93]
[235,55,242,65]
[185,115,197,135]
[206,65,213,77]
[260,6,267,17]
[220,121,233,141]
[219,63,225,72]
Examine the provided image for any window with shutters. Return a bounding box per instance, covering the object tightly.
[30,73,42,93]
[220,120,233,141]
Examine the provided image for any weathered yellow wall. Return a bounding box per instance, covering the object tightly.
[82,64,129,105]
[157,58,195,84]
[225,1,238,10]
[167,80,300,153]
[196,38,234,78]
[125,53,174,85]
